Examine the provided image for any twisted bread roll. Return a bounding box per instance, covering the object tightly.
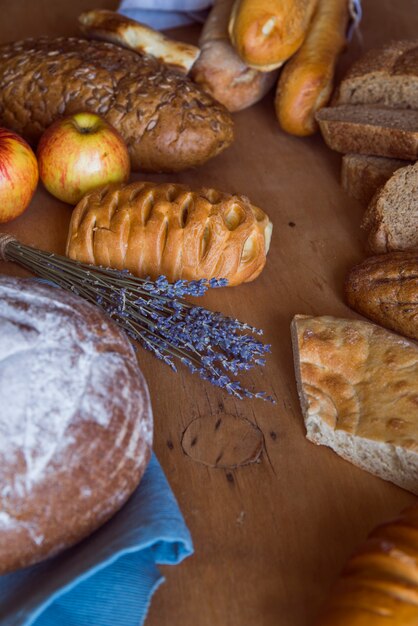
[66,182,272,286]
[317,505,418,625]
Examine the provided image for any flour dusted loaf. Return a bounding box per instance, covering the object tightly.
[291,314,418,495]
[0,37,233,173]
[317,504,418,625]
[0,277,152,574]
[66,181,273,286]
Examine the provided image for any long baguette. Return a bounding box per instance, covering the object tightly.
[191,0,278,111]
[228,0,318,71]
[78,9,200,73]
[276,0,349,136]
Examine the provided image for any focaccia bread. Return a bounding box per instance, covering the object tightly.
[0,277,153,574]
[0,37,233,173]
[291,314,418,495]
[66,181,273,287]
[346,250,418,343]
[317,504,418,626]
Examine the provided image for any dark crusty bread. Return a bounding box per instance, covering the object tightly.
[334,39,418,109]
[316,105,418,160]
[0,276,152,574]
[346,249,418,343]
[362,161,418,253]
[341,154,413,206]
[0,37,234,173]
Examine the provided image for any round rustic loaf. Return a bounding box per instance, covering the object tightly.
[0,37,234,173]
[0,276,153,574]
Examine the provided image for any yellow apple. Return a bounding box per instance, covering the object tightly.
[37,112,130,205]
[0,128,38,223]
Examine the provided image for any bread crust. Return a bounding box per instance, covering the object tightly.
[276,0,349,136]
[191,0,279,112]
[292,314,418,495]
[228,0,318,70]
[316,106,418,160]
[66,181,272,287]
[316,505,418,625]
[78,9,200,73]
[0,37,233,173]
[346,250,418,342]
[0,277,153,574]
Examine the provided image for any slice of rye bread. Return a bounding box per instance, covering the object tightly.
[362,161,418,253]
[333,39,418,109]
[316,105,418,160]
[341,154,413,206]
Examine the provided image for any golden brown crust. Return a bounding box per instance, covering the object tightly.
[292,314,418,450]
[191,0,279,112]
[78,9,200,73]
[228,0,318,70]
[316,505,418,626]
[66,181,272,287]
[0,37,233,173]
[346,250,418,343]
[275,0,349,136]
[0,277,152,574]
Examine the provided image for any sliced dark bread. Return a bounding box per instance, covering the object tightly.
[316,105,418,160]
[341,154,413,205]
[362,161,418,253]
[334,39,418,109]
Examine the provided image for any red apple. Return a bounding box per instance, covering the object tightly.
[37,112,130,205]
[0,128,38,223]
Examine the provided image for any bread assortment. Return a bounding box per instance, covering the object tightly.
[316,504,418,625]
[66,181,272,286]
[0,276,153,574]
[78,9,200,73]
[291,314,418,495]
[346,250,418,343]
[0,37,233,173]
[275,0,349,136]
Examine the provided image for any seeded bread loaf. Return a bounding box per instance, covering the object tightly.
[346,250,418,343]
[316,105,418,160]
[66,181,273,287]
[291,314,418,495]
[341,154,413,206]
[334,39,418,109]
[0,277,152,574]
[362,161,418,253]
[0,37,234,173]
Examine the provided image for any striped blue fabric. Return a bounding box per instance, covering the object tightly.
[0,454,193,626]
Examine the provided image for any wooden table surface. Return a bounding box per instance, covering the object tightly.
[1,2,418,625]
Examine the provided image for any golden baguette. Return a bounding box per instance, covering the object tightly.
[191,0,279,111]
[228,0,318,71]
[276,0,349,136]
[78,9,199,73]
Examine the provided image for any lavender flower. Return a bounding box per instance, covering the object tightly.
[2,239,274,402]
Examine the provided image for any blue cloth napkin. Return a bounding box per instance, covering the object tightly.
[119,0,211,29]
[0,454,193,626]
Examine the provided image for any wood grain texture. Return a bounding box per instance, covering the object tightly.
[0,2,417,625]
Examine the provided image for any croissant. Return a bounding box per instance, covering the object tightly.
[317,505,418,625]
[66,182,272,286]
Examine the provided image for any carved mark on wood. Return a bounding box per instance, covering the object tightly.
[181,413,264,468]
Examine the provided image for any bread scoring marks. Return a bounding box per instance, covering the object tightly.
[181,414,263,468]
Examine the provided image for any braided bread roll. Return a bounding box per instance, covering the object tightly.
[317,505,418,625]
[66,182,272,286]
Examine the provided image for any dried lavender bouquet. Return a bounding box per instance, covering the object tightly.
[0,235,273,401]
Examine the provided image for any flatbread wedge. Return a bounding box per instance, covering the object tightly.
[291,314,418,494]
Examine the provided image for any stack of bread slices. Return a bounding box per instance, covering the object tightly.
[316,40,418,253]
